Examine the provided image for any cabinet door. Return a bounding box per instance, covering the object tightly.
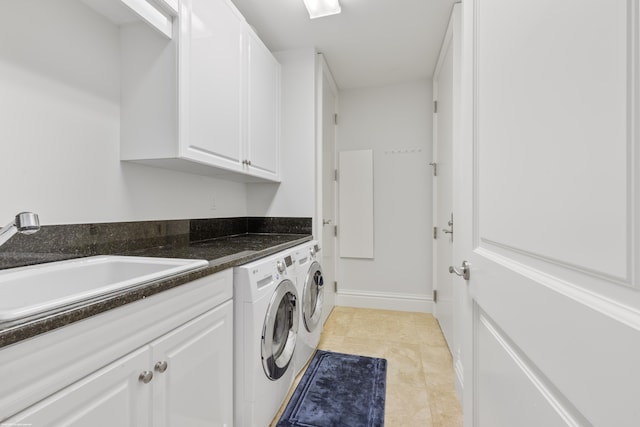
[246,30,281,180]
[151,300,233,427]
[181,0,245,171]
[5,347,151,427]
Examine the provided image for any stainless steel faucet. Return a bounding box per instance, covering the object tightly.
[0,212,40,248]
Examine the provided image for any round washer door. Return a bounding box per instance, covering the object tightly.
[302,261,324,333]
[261,279,299,380]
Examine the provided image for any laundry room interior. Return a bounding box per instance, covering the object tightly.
[1,0,637,426]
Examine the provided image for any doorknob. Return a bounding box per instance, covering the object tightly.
[449,261,470,280]
[323,219,332,225]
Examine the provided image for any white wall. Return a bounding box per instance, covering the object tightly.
[246,49,317,219]
[0,0,247,225]
[336,81,433,312]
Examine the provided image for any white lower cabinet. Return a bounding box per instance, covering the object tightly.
[5,347,150,427]
[5,301,233,427]
[151,301,233,427]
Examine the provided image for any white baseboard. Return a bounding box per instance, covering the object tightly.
[335,290,433,313]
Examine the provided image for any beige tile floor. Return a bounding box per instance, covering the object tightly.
[270,306,463,426]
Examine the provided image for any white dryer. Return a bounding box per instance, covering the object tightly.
[234,249,299,427]
[292,241,324,376]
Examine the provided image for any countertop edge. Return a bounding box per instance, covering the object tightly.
[0,235,312,349]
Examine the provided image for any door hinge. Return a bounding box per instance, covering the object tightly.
[433,100,438,113]
[334,281,338,292]
[334,169,338,181]
[429,162,437,177]
[334,225,338,237]
[433,226,437,239]
[334,113,338,125]
[433,289,438,303]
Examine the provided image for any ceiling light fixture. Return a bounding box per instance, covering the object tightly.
[303,0,341,19]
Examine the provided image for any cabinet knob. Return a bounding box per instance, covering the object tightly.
[139,371,154,384]
[247,160,252,166]
[155,361,168,373]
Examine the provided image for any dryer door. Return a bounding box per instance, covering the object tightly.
[302,261,324,333]
[262,279,299,380]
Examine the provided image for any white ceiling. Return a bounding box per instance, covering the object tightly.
[229,0,458,90]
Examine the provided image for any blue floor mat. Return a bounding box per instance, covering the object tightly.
[277,350,387,427]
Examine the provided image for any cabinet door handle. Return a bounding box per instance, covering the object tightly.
[139,371,154,384]
[155,361,168,373]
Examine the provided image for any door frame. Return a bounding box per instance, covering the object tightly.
[433,3,464,399]
[315,53,339,324]
[457,3,475,423]
[432,4,456,339]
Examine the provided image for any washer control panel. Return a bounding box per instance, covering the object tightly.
[276,255,294,275]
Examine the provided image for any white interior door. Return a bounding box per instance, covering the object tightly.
[321,62,338,324]
[457,1,640,426]
[433,10,457,354]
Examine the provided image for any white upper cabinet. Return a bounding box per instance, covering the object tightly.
[246,28,281,181]
[181,0,245,173]
[119,0,281,182]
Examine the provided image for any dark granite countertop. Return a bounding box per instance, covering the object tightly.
[123,233,310,267]
[0,219,312,349]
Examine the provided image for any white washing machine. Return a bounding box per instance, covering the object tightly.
[292,241,324,376]
[234,249,299,427]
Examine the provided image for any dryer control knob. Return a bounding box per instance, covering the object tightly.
[309,247,316,257]
[277,260,286,273]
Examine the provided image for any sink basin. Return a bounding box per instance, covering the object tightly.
[0,256,208,323]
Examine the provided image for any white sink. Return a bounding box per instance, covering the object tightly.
[0,256,208,323]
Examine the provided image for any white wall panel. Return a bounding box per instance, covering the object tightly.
[338,150,374,258]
